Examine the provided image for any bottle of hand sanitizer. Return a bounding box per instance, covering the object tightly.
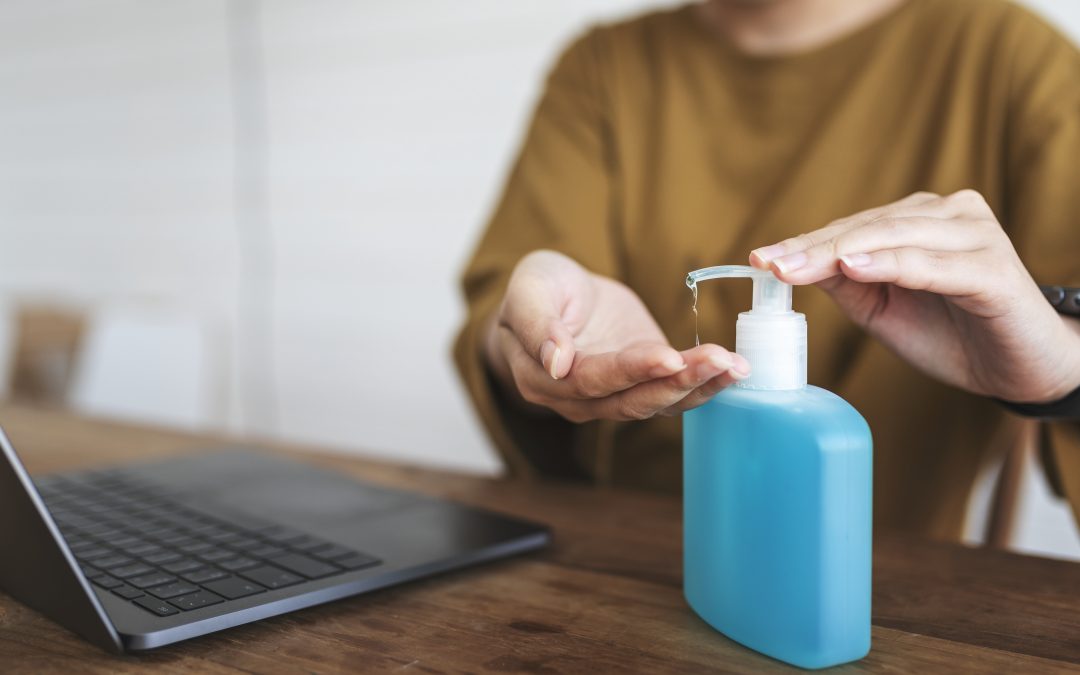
[683,265,872,669]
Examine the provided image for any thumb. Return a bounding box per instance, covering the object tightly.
[500,285,577,380]
[816,272,882,331]
[501,253,583,380]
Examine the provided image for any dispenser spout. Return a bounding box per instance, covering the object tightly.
[686,265,791,314]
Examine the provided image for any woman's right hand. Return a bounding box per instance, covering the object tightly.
[483,250,750,422]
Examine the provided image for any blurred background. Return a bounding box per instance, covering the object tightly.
[1,1,1078,549]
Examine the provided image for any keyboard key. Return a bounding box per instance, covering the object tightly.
[155,532,190,546]
[93,555,134,570]
[289,537,331,553]
[91,575,123,590]
[202,576,266,600]
[65,538,96,552]
[197,549,235,563]
[161,558,203,574]
[148,582,199,599]
[75,546,112,561]
[163,537,198,550]
[169,590,224,611]
[129,572,176,588]
[248,544,285,558]
[220,557,259,572]
[112,584,145,600]
[240,565,303,589]
[259,528,307,545]
[267,553,339,580]
[207,531,242,544]
[81,523,120,537]
[133,596,180,616]
[228,537,263,551]
[335,553,382,571]
[138,525,175,539]
[111,563,155,579]
[183,522,223,536]
[182,567,228,584]
[143,550,183,565]
[309,544,356,561]
[110,535,142,549]
[123,542,163,557]
[179,541,213,555]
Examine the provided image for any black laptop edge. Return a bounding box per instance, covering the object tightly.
[0,426,124,653]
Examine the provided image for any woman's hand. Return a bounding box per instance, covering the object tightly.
[750,190,1080,403]
[484,250,750,422]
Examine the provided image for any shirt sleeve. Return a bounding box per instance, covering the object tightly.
[453,28,621,479]
[999,10,1080,512]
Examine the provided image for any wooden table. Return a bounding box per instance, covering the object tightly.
[0,405,1078,673]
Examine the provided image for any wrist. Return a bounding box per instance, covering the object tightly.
[1018,318,1080,404]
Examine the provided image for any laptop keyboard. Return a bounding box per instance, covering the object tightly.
[35,470,382,618]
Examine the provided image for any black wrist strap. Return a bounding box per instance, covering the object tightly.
[1039,285,1080,317]
[998,385,1080,420]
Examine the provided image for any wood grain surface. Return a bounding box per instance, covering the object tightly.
[0,404,1077,674]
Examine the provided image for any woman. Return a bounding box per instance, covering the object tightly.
[455,0,1080,539]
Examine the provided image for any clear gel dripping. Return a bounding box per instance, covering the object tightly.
[688,278,700,346]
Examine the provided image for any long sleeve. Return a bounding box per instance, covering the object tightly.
[453,29,620,479]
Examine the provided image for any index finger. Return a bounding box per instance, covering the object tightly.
[749,191,942,268]
[563,342,686,399]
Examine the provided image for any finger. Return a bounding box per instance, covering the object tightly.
[499,280,577,380]
[749,191,943,269]
[505,333,687,406]
[565,342,686,398]
[498,325,559,408]
[933,189,996,219]
[769,216,990,286]
[583,345,749,421]
[837,247,986,297]
[657,370,741,416]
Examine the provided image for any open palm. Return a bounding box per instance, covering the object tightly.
[487,250,750,422]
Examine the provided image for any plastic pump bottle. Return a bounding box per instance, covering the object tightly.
[683,265,872,669]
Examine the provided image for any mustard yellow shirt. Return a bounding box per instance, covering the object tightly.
[455,0,1080,539]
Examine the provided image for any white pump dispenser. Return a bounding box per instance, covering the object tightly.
[686,265,806,390]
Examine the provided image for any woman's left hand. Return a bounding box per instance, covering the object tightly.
[750,190,1080,404]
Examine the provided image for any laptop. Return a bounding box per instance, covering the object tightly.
[0,425,549,653]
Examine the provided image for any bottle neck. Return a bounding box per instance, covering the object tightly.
[734,312,807,390]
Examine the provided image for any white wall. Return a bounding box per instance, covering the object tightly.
[0,1,1077,475]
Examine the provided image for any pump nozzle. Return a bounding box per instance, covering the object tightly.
[686,265,792,315]
[686,265,807,390]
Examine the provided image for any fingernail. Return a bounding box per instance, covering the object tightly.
[840,253,872,268]
[772,251,808,274]
[650,355,686,378]
[699,352,734,380]
[549,346,562,380]
[751,243,786,264]
[541,340,558,379]
[731,355,751,380]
